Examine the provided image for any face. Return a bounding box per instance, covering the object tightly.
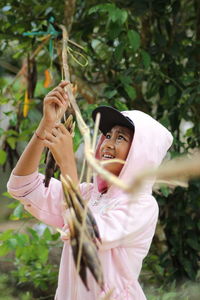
[99,125,133,176]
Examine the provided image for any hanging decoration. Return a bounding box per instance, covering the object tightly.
[44,68,53,88]
[23,16,61,61]
[23,90,30,118]
[23,55,37,117]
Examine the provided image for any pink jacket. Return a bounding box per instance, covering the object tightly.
[7,110,173,300]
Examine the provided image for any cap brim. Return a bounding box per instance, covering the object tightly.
[92,106,135,135]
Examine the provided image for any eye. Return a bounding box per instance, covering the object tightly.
[105,133,111,139]
[117,134,126,141]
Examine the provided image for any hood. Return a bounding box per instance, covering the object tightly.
[94,110,173,197]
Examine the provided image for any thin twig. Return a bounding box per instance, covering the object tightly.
[99,289,114,300]
[87,111,101,184]
[127,153,200,199]
[59,24,128,192]
[79,157,86,183]
[92,112,101,152]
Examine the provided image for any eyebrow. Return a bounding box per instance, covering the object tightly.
[108,128,132,138]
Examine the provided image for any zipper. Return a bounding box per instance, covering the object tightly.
[93,193,103,206]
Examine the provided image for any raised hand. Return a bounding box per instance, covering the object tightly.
[42,81,70,127]
[43,123,73,170]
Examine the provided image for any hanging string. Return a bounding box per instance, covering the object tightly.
[67,46,88,67]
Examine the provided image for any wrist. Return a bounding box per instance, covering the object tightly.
[59,150,74,169]
[37,118,54,137]
[35,131,45,141]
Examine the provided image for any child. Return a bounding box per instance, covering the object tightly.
[7,81,173,300]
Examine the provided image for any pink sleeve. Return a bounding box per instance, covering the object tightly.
[7,170,64,228]
[79,182,93,201]
[93,196,159,250]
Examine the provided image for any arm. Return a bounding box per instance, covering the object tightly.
[7,81,79,227]
[13,118,52,176]
[7,171,65,228]
[13,81,78,185]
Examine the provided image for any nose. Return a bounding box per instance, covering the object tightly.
[104,138,115,149]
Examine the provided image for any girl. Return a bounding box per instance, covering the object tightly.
[7,81,173,299]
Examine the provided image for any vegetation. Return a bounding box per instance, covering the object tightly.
[0,0,199,298]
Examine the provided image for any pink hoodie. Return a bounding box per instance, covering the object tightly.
[7,110,173,300]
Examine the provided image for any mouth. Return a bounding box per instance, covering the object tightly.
[102,153,115,160]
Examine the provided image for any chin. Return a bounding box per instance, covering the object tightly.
[104,164,122,177]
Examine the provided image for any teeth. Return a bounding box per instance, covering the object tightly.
[103,154,114,159]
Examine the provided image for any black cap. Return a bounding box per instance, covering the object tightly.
[92,106,135,135]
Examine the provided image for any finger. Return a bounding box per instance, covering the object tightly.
[50,90,69,108]
[56,126,64,135]
[55,123,69,135]
[45,131,58,142]
[43,139,54,149]
[47,90,66,106]
[52,86,69,103]
[45,97,67,111]
[59,80,70,88]
[51,86,65,94]
[59,81,73,102]
[51,127,60,137]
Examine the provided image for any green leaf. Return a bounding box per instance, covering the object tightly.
[160,185,170,197]
[5,129,18,136]
[167,85,177,97]
[108,7,127,25]
[124,85,137,100]
[159,116,170,128]
[27,228,39,242]
[73,126,82,152]
[7,137,17,150]
[51,232,60,241]
[128,30,141,52]
[43,227,52,241]
[88,4,114,15]
[0,229,14,241]
[7,238,18,249]
[185,127,193,137]
[0,244,10,256]
[114,43,124,62]
[0,149,7,165]
[104,89,117,99]
[182,258,196,279]
[114,100,128,111]
[109,7,121,23]
[38,246,49,264]
[187,237,200,251]
[119,74,132,85]
[15,233,29,247]
[10,203,24,220]
[2,191,13,199]
[120,10,128,24]
[107,22,122,39]
[141,50,151,69]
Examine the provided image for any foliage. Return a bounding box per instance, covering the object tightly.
[143,280,200,300]
[0,0,200,294]
[156,179,200,281]
[0,274,199,300]
[0,274,33,300]
[0,225,60,298]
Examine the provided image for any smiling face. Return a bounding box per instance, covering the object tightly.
[99,125,133,176]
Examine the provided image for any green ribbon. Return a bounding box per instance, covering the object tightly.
[23,17,88,67]
[23,17,61,59]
